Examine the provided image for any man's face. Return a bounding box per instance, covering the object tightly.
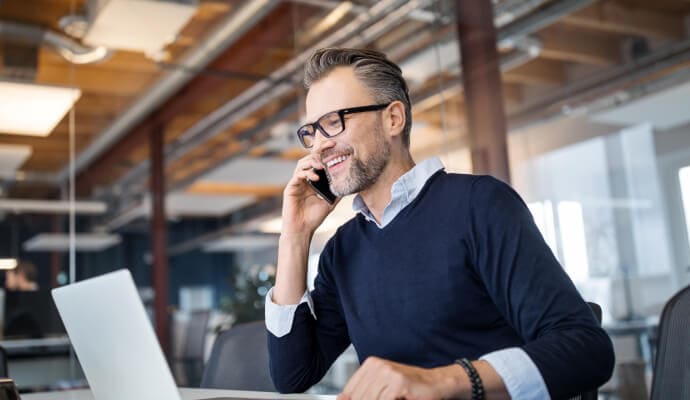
[305,67,391,197]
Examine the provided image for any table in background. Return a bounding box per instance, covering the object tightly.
[0,336,84,391]
[23,388,337,400]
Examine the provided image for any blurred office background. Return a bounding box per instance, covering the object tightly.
[1,0,690,398]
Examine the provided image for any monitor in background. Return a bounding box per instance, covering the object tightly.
[3,290,65,339]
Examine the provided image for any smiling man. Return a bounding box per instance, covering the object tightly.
[265,48,614,400]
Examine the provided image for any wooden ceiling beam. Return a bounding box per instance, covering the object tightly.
[503,59,566,86]
[538,26,622,66]
[187,181,283,197]
[36,65,157,96]
[39,48,160,74]
[561,1,686,40]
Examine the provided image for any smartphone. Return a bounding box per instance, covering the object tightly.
[0,379,21,400]
[307,168,337,205]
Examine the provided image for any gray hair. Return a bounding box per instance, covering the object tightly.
[304,48,412,148]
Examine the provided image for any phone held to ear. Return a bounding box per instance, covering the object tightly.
[0,379,21,400]
[307,168,337,205]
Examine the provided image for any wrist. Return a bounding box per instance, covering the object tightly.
[434,364,472,399]
[279,231,314,246]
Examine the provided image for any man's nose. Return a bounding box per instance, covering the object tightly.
[312,132,335,155]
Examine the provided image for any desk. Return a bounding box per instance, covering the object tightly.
[23,388,336,400]
[0,336,83,390]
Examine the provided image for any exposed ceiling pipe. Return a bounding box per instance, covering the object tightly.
[0,20,110,65]
[497,0,593,48]
[57,0,282,183]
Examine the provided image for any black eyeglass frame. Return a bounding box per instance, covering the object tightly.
[296,103,391,148]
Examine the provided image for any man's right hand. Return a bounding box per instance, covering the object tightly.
[272,155,338,306]
[281,154,338,237]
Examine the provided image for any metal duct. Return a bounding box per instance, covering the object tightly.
[0,20,111,65]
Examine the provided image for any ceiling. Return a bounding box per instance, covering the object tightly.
[1,0,690,246]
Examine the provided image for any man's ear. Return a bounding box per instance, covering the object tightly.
[385,101,406,139]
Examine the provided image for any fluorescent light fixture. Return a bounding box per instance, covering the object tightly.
[0,259,18,270]
[0,81,81,136]
[84,0,197,54]
[23,233,121,252]
[202,234,279,253]
[0,199,107,215]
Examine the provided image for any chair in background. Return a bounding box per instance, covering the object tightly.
[649,284,690,400]
[200,320,275,391]
[569,302,604,400]
[174,310,210,387]
[0,346,7,377]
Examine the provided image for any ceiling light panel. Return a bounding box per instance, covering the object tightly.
[84,0,197,54]
[0,81,81,136]
[23,233,122,252]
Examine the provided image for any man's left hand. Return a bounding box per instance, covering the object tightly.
[337,356,466,400]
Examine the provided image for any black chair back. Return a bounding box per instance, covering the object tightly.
[569,302,603,400]
[650,285,690,400]
[0,346,7,377]
[201,320,275,391]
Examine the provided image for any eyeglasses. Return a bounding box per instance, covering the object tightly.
[296,103,390,148]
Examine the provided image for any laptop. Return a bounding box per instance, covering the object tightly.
[52,269,272,400]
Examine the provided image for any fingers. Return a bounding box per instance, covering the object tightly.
[341,357,388,400]
[293,155,325,183]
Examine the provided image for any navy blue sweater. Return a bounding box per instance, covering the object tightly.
[268,172,614,399]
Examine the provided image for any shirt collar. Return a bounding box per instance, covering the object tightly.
[352,157,445,227]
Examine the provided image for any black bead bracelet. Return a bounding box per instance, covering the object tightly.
[456,358,485,400]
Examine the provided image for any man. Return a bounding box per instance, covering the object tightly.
[5,260,39,291]
[265,48,614,400]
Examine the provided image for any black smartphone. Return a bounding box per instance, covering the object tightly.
[0,379,21,400]
[307,168,337,205]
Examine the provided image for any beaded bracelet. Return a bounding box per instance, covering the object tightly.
[455,358,485,400]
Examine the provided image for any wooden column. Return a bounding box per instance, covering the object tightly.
[150,122,170,354]
[456,1,511,183]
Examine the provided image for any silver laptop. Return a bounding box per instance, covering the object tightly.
[52,269,254,400]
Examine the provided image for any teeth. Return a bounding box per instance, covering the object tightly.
[326,155,349,167]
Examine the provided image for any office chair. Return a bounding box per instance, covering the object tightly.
[200,320,275,391]
[649,284,690,400]
[0,346,7,377]
[174,310,210,387]
[568,302,603,400]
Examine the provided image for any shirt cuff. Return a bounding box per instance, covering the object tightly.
[264,287,316,338]
[480,347,550,400]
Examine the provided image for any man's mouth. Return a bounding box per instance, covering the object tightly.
[325,153,351,169]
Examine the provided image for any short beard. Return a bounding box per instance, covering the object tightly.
[329,123,391,197]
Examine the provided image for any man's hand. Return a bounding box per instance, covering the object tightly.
[337,357,467,400]
[281,154,338,236]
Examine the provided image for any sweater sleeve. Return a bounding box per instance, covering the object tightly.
[267,239,351,393]
[467,176,615,399]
